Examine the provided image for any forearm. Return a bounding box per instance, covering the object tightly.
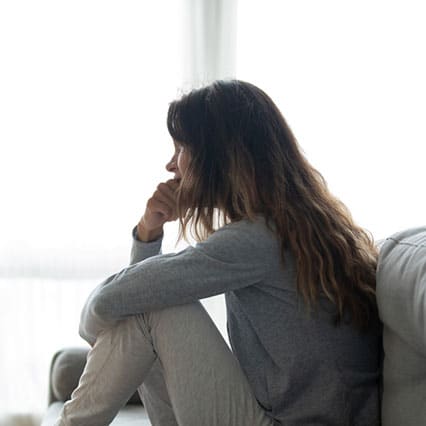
[130,226,163,264]
[79,227,163,344]
[79,281,116,345]
[80,219,268,340]
[136,221,163,244]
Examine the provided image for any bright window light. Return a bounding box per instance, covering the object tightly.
[0,1,184,418]
[237,0,426,240]
[0,1,184,278]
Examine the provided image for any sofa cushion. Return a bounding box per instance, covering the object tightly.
[377,227,426,355]
[376,227,426,426]
[50,347,141,405]
[51,347,88,403]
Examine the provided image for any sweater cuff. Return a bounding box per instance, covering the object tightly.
[130,226,163,264]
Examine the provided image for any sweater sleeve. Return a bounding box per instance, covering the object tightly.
[79,226,163,344]
[130,226,163,264]
[79,220,269,343]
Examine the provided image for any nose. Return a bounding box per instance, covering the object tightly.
[166,155,177,173]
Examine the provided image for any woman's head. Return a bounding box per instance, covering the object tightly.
[167,80,378,330]
[167,80,306,224]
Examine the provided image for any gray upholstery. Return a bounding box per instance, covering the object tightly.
[42,346,149,425]
[377,227,426,426]
[49,347,88,404]
[49,346,142,405]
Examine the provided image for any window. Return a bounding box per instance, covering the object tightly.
[0,1,184,421]
[237,0,426,239]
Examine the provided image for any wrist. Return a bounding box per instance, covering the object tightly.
[136,222,163,242]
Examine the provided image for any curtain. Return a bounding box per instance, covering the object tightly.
[1,1,239,423]
[182,0,238,87]
[0,1,188,423]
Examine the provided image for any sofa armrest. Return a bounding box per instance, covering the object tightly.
[48,346,141,405]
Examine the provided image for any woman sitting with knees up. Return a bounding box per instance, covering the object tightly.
[56,80,381,426]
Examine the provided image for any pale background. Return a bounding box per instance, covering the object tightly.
[0,1,425,424]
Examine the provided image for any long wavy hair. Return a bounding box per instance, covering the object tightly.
[167,80,378,330]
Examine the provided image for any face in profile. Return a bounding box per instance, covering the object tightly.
[165,140,190,181]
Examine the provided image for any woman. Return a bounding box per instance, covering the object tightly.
[57,80,381,425]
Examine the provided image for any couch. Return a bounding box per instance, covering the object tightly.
[376,227,426,426]
[41,227,426,426]
[41,347,151,426]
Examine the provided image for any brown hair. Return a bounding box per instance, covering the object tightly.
[167,80,378,330]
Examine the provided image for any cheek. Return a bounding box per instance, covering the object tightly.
[177,152,190,173]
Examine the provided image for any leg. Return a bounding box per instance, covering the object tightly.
[56,302,274,426]
[142,302,273,426]
[55,316,156,426]
[138,359,179,426]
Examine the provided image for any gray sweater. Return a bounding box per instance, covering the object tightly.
[80,216,381,425]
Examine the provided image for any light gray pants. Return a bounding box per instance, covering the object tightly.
[56,302,274,426]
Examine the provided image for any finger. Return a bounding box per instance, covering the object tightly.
[160,179,181,196]
[147,197,173,220]
[152,189,177,214]
[165,178,181,187]
[156,183,178,206]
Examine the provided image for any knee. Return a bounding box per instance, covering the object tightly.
[143,301,205,331]
[95,315,151,347]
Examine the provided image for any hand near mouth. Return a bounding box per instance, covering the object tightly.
[137,179,180,242]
